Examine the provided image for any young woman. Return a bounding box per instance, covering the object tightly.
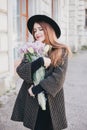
[11,15,72,130]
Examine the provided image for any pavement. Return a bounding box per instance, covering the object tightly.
[0,50,87,130]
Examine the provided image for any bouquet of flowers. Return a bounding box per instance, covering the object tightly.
[19,41,50,110]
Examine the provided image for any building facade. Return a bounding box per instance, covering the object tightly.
[0,0,87,95]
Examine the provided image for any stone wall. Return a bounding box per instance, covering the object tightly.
[68,0,86,52]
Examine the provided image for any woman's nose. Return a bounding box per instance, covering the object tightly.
[35,30,40,35]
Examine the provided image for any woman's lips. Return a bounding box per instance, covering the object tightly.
[36,36,41,39]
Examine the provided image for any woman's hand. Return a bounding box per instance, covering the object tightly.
[43,57,51,68]
[28,85,35,97]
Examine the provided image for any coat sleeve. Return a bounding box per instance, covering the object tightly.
[16,56,32,84]
[39,56,68,97]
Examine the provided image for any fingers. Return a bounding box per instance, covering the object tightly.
[28,85,35,97]
[43,57,51,68]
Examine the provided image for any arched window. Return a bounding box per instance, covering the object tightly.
[17,0,28,41]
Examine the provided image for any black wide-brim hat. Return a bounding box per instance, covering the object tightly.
[27,14,61,38]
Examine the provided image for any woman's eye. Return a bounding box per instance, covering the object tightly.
[33,28,43,33]
[39,28,43,31]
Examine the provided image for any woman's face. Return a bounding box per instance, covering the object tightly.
[33,23,45,42]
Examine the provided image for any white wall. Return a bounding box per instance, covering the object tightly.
[68,0,86,51]
[56,0,69,46]
[0,0,14,95]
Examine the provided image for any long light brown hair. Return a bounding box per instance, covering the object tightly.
[32,21,72,67]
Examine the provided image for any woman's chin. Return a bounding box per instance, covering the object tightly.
[36,39,44,42]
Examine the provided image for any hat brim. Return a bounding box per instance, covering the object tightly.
[27,15,61,38]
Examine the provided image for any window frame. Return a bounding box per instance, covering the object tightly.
[85,9,87,28]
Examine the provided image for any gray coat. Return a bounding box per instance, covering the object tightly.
[11,55,68,130]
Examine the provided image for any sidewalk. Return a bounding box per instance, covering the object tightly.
[0,50,87,130]
[65,50,87,130]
